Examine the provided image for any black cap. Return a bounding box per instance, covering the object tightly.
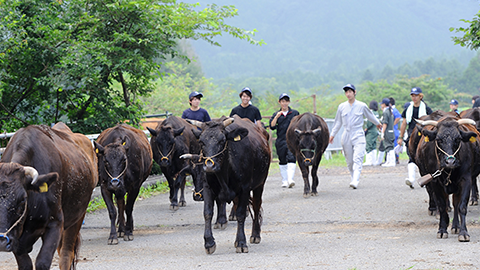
[343,84,356,91]
[278,93,290,101]
[189,91,203,100]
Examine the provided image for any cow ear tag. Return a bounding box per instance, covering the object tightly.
[418,132,421,136]
[234,135,241,141]
[424,136,429,142]
[470,136,476,143]
[39,182,48,193]
[122,142,126,145]
[95,149,99,154]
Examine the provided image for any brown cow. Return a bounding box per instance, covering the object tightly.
[0,123,98,269]
[94,124,152,245]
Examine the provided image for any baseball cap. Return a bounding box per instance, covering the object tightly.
[189,91,203,100]
[343,84,356,91]
[450,99,458,105]
[410,87,422,95]
[278,93,290,101]
[381,98,390,105]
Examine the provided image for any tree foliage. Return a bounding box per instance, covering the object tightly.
[451,10,480,51]
[0,0,262,133]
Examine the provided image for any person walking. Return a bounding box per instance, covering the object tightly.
[389,97,402,164]
[329,84,382,189]
[380,98,396,167]
[269,93,300,188]
[363,100,379,166]
[449,99,459,114]
[398,87,433,189]
[182,91,211,122]
[230,87,263,128]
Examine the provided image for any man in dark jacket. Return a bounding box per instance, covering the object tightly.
[270,93,300,188]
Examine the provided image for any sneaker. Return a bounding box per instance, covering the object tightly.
[288,182,295,188]
[281,182,288,188]
[405,179,414,189]
[349,182,358,189]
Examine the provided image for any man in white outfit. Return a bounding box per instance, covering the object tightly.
[329,84,382,189]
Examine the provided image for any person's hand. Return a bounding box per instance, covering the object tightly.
[397,138,403,146]
[381,132,384,140]
[275,111,282,118]
[329,136,334,144]
[376,124,382,129]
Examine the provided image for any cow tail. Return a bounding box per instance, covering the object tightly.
[71,231,82,270]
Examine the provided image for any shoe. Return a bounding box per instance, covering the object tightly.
[287,163,296,188]
[281,182,288,188]
[288,182,295,188]
[405,179,414,189]
[349,182,357,189]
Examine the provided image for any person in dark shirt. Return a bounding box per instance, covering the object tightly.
[181,91,211,122]
[269,93,300,188]
[398,87,433,189]
[230,87,262,128]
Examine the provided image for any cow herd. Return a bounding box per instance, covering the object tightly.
[1,110,480,269]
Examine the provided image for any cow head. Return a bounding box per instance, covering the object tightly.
[416,118,477,169]
[294,128,322,166]
[0,163,57,252]
[94,137,130,191]
[148,126,185,167]
[188,118,248,173]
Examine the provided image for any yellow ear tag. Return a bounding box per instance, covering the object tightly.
[122,142,126,145]
[424,136,429,142]
[95,149,99,153]
[418,132,421,136]
[470,136,476,143]
[234,135,241,141]
[39,182,48,193]
[180,132,183,136]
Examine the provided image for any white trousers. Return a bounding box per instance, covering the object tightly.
[343,141,366,177]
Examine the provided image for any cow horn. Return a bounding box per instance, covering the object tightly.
[223,118,234,127]
[23,166,39,184]
[187,119,204,128]
[415,119,438,127]
[457,119,476,126]
[294,129,302,134]
[312,128,322,134]
[180,154,193,160]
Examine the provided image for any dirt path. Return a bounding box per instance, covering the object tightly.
[2,161,480,269]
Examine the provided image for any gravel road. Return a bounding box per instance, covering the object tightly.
[2,161,480,269]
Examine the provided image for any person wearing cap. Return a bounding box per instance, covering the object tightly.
[379,98,396,167]
[230,87,263,128]
[389,97,402,164]
[269,93,300,188]
[472,95,480,108]
[182,91,211,122]
[449,99,459,114]
[398,87,433,189]
[363,100,380,166]
[329,84,382,189]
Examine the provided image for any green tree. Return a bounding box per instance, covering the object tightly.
[451,10,480,50]
[0,0,262,133]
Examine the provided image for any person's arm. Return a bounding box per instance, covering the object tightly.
[270,111,282,128]
[329,106,342,144]
[364,104,382,129]
[204,110,211,122]
[398,118,407,145]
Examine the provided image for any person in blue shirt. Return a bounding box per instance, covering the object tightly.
[182,91,211,122]
[450,99,459,114]
[389,97,402,164]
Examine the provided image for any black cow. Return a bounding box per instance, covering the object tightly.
[286,112,330,197]
[147,116,204,211]
[94,124,152,245]
[460,108,480,205]
[0,123,98,269]
[415,117,480,241]
[181,115,271,254]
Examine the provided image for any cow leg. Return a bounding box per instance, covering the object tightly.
[455,177,471,242]
[116,192,126,238]
[298,161,311,198]
[228,197,238,221]
[165,174,179,211]
[124,187,140,241]
[57,217,83,269]
[213,199,228,230]
[470,175,478,206]
[101,187,119,245]
[14,232,40,270]
[35,218,62,270]
[432,184,449,239]
[203,186,216,254]
[311,160,320,196]
[177,174,187,207]
[425,183,437,216]
[250,184,265,244]
[234,190,250,253]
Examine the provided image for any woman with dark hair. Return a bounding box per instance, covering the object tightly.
[363,100,379,166]
[380,98,395,167]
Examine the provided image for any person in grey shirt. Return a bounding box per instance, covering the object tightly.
[329,84,382,189]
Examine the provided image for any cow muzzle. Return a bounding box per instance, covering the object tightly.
[0,234,12,252]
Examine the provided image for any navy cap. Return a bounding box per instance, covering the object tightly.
[450,99,458,105]
[189,91,203,100]
[278,93,290,101]
[381,98,390,105]
[410,87,422,95]
[343,84,356,91]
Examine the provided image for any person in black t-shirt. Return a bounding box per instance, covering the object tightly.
[229,87,262,128]
[182,91,211,122]
[270,93,299,188]
[398,87,433,189]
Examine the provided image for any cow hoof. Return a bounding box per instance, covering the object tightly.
[118,231,124,237]
[228,216,237,221]
[458,234,470,242]
[471,200,478,206]
[437,232,448,239]
[311,192,318,196]
[427,209,436,216]
[170,205,179,211]
[451,228,460,234]
[303,193,311,198]
[205,244,216,255]
[108,238,118,245]
[124,234,134,241]
[250,236,261,244]
[236,246,249,253]
[214,222,227,230]
[179,201,187,207]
